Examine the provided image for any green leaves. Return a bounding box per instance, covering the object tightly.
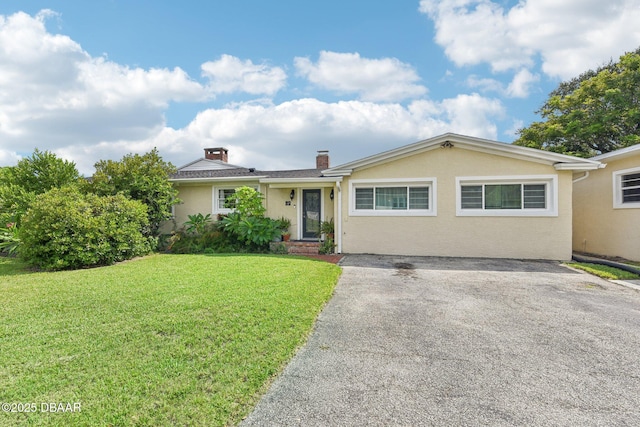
[0,149,81,226]
[19,187,153,270]
[88,148,179,238]
[184,213,212,235]
[515,48,640,156]
[220,187,282,251]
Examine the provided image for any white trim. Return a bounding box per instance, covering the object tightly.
[323,133,601,176]
[348,178,437,217]
[455,175,558,217]
[212,184,261,215]
[259,177,340,187]
[593,144,640,161]
[336,181,342,253]
[613,166,640,209]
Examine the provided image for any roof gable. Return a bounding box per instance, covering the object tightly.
[323,133,602,175]
[591,144,640,162]
[177,158,242,172]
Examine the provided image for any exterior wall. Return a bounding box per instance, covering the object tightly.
[339,147,574,260]
[573,153,640,261]
[160,181,261,234]
[264,186,336,240]
[164,182,336,240]
[264,187,300,239]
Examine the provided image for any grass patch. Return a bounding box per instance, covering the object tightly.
[567,262,640,280]
[0,254,341,426]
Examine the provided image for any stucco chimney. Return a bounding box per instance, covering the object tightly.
[204,147,228,162]
[316,150,329,169]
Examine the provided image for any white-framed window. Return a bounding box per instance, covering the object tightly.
[213,185,259,213]
[349,178,437,216]
[456,175,558,216]
[613,167,640,209]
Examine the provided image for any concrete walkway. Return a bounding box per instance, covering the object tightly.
[241,255,640,426]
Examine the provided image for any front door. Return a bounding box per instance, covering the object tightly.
[302,189,321,239]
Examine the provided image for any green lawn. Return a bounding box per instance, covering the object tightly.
[0,254,341,426]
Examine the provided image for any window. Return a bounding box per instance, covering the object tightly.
[217,188,236,210]
[614,167,640,208]
[350,179,436,216]
[213,186,259,213]
[456,176,557,216]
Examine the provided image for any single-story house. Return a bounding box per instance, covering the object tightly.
[166,133,602,260]
[573,144,640,262]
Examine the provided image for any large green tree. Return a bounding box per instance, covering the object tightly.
[514,48,640,157]
[0,149,81,225]
[88,148,179,237]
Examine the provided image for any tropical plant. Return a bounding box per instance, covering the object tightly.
[0,222,20,256]
[318,218,335,238]
[184,213,212,235]
[220,187,281,251]
[319,237,335,255]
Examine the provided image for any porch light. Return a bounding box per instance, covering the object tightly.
[289,189,295,200]
[330,189,334,200]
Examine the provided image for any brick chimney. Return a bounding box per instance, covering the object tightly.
[204,147,228,163]
[316,150,329,169]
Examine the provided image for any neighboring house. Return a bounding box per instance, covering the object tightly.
[573,144,640,262]
[167,133,602,260]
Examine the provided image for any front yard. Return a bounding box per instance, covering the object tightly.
[0,254,341,426]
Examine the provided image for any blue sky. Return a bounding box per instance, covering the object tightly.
[1,1,639,174]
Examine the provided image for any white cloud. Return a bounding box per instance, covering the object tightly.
[294,51,428,102]
[133,95,505,173]
[420,0,640,79]
[506,68,539,98]
[0,10,209,169]
[0,10,505,176]
[467,68,539,98]
[201,54,287,96]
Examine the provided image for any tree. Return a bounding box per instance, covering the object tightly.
[514,48,640,157]
[88,148,179,238]
[0,149,81,226]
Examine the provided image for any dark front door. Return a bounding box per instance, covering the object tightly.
[302,189,321,239]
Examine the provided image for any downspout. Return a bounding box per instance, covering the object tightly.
[572,171,590,183]
[336,180,342,254]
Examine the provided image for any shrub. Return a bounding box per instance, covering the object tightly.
[19,187,153,270]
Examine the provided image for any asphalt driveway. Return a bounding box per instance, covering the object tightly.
[242,255,640,426]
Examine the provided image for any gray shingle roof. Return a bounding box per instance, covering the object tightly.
[172,167,324,180]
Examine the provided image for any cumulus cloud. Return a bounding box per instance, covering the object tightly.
[467,68,539,98]
[0,10,207,162]
[419,0,640,79]
[201,54,287,96]
[0,10,505,176]
[294,51,428,102]
[140,96,505,172]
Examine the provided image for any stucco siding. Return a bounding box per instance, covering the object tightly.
[573,154,640,261]
[171,184,213,230]
[340,147,573,260]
